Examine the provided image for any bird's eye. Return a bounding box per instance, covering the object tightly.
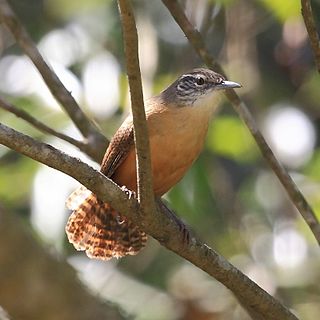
[196,77,205,85]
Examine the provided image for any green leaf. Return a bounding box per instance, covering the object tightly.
[45,0,111,19]
[258,0,301,22]
[304,150,320,180]
[206,115,257,162]
[0,154,37,204]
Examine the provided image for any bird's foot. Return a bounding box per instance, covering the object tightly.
[156,198,192,244]
[121,186,136,200]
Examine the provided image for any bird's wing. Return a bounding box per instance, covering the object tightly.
[100,117,134,178]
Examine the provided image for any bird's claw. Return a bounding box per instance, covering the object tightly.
[121,186,136,199]
[156,198,192,245]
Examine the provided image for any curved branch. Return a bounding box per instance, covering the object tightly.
[301,0,320,73]
[0,123,298,320]
[162,0,320,246]
[0,0,108,162]
[117,0,156,218]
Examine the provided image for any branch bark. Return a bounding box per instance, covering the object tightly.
[117,0,156,219]
[301,0,320,73]
[0,1,305,318]
[0,0,108,162]
[0,205,124,320]
[162,0,320,246]
[0,97,92,154]
[0,122,299,320]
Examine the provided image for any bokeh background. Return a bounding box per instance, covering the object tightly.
[0,0,320,319]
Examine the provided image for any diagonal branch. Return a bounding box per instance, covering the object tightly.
[0,123,298,320]
[0,97,96,156]
[301,0,320,73]
[162,0,320,246]
[117,0,156,219]
[0,0,108,162]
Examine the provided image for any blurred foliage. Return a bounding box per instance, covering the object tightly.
[1,0,320,319]
[259,0,301,21]
[207,115,258,162]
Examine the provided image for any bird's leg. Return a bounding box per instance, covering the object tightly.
[121,185,136,200]
[155,197,192,244]
[117,185,137,224]
[120,186,191,243]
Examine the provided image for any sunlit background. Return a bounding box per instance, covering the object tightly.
[1,0,320,319]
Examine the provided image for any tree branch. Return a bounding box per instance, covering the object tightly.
[162,0,320,246]
[117,0,156,218]
[301,0,320,73]
[0,97,97,156]
[0,0,108,162]
[0,1,305,318]
[0,123,298,320]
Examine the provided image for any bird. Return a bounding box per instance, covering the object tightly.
[65,68,241,260]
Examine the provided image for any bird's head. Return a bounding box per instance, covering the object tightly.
[161,68,241,110]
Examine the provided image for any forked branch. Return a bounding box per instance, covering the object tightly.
[0,0,108,162]
[0,122,298,320]
[0,1,304,319]
[162,0,320,245]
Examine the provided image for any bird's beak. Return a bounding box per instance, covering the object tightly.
[216,80,242,90]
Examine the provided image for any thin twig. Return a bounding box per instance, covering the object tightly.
[0,97,91,153]
[0,122,298,320]
[301,0,320,73]
[117,0,156,219]
[0,0,108,162]
[162,0,320,245]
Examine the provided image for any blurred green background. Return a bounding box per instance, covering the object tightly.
[0,0,320,319]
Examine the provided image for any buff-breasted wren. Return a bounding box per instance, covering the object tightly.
[66,68,241,260]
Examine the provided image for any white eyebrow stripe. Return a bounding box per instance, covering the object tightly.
[180,74,194,78]
[180,73,205,79]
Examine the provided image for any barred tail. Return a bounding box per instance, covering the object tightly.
[65,186,147,260]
